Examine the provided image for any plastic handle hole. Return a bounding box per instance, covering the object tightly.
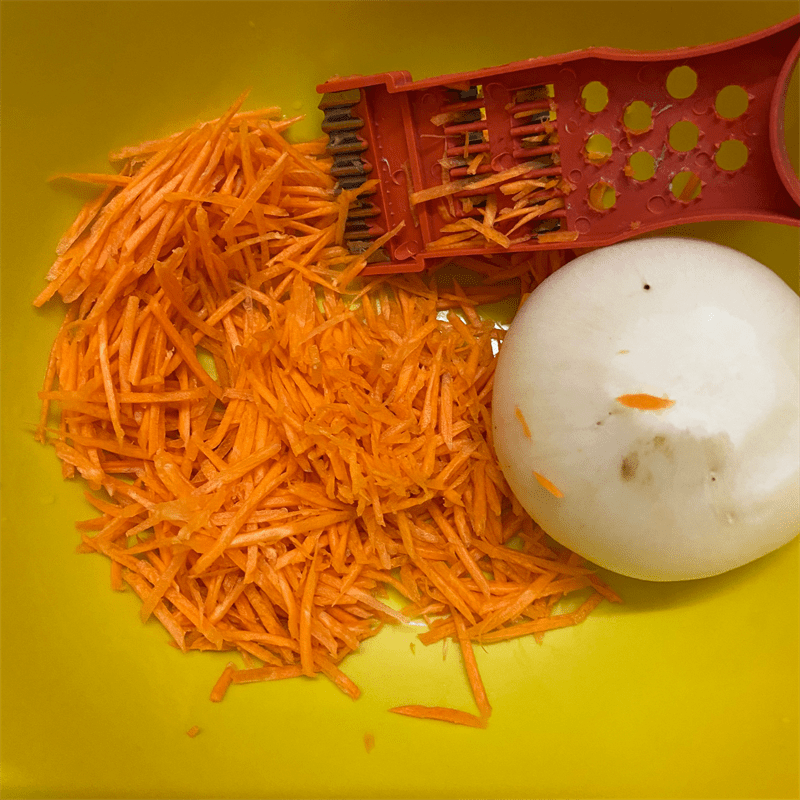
[668,120,699,152]
[585,133,613,164]
[622,101,653,134]
[581,82,608,113]
[588,180,616,211]
[670,170,702,202]
[715,139,749,171]
[715,85,749,120]
[626,151,656,181]
[666,66,698,99]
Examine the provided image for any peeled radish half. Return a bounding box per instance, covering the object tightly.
[492,237,800,581]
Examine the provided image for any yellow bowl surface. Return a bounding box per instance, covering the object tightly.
[2,2,799,798]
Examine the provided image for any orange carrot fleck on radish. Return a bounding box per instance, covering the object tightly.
[616,393,675,411]
[534,471,564,498]
[514,405,532,439]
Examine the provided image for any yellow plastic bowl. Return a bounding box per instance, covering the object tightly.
[2,3,798,798]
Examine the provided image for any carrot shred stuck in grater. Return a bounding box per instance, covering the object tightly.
[317,16,800,275]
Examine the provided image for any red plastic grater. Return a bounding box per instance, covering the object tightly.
[316,16,800,275]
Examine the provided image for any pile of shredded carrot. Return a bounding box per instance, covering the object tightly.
[35,92,620,729]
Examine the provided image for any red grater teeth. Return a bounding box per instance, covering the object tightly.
[319,89,369,188]
[344,220,385,241]
[319,89,389,261]
[345,198,381,220]
[325,131,369,154]
[330,155,373,179]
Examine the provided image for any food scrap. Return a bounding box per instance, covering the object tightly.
[35,94,619,728]
[616,393,676,411]
[533,472,564,498]
[514,406,532,439]
[389,705,487,729]
[186,725,200,738]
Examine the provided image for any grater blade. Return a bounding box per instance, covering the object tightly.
[318,16,800,274]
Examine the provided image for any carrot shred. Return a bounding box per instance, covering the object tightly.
[231,665,304,684]
[411,161,546,205]
[452,612,492,720]
[458,217,511,249]
[49,172,133,187]
[537,230,579,243]
[616,393,676,411]
[677,172,702,202]
[389,705,487,728]
[533,471,564,498]
[514,406,532,439]
[35,96,616,724]
[210,662,237,702]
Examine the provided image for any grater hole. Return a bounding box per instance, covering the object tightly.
[623,101,653,134]
[626,151,656,181]
[666,66,698,99]
[581,81,609,113]
[588,180,616,211]
[668,120,699,152]
[715,85,749,120]
[585,133,612,165]
[715,139,749,171]
[670,170,702,202]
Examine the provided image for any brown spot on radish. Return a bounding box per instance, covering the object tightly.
[621,453,639,481]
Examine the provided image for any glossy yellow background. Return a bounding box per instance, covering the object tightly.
[2,2,799,798]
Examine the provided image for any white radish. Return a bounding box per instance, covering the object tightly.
[492,237,799,581]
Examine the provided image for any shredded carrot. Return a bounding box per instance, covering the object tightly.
[514,406,532,439]
[467,153,486,175]
[411,161,550,205]
[210,662,237,702]
[186,725,200,738]
[453,612,492,720]
[537,230,579,243]
[363,732,376,753]
[534,471,564,498]
[616,393,676,411]
[389,705,487,728]
[457,217,511,249]
[677,172,702,202]
[35,95,617,724]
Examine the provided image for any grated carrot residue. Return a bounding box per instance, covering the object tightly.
[514,406,532,439]
[534,471,564,498]
[35,94,618,728]
[616,393,675,411]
